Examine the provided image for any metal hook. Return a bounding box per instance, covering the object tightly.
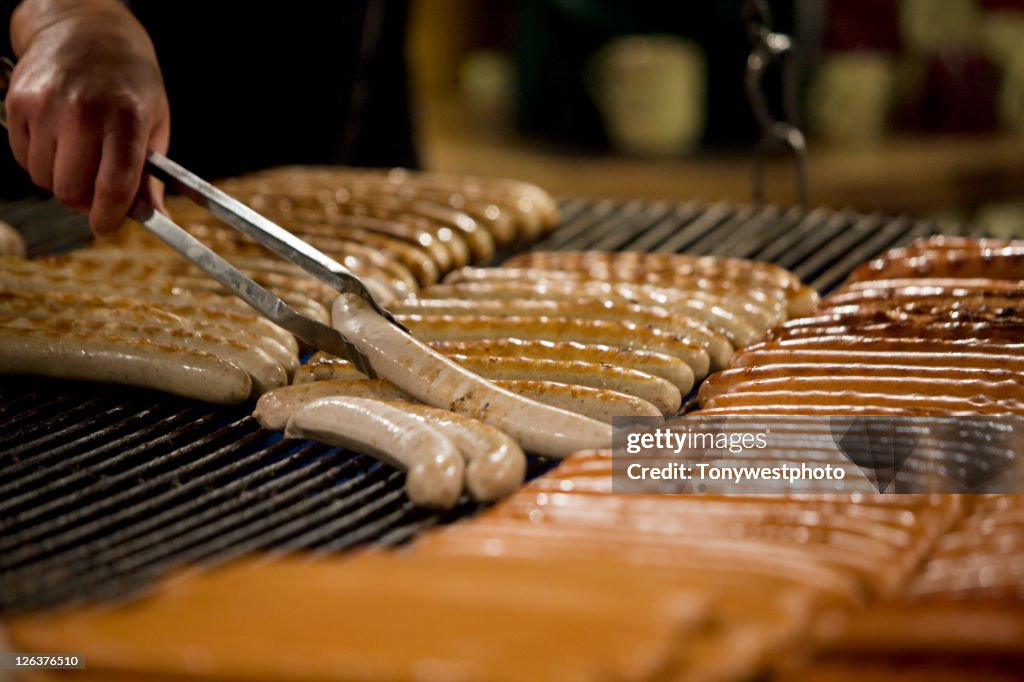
[742,0,809,209]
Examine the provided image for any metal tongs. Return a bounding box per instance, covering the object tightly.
[0,57,403,378]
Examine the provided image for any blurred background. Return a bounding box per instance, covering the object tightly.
[409,0,1024,236]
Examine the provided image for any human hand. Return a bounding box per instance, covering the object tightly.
[6,0,169,235]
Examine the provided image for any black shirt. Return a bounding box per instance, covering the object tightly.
[1,0,416,197]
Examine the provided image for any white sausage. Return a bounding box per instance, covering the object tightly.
[285,397,464,508]
[382,402,526,502]
[332,294,613,457]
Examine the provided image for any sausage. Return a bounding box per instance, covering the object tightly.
[503,251,817,316]
[0,219,26,257]
[699,380,1024,414]
[428,339,695,394]
[498,380,663,421]
[444,354,682,416]
[182,222,427,288]
[822,298,1024,322]
[694,404,950,417]
[332,293,613,457]
[1,316,287,396]
[415,281,760,349]
[699,363,1024,406]
[829,277,1024,303]
[381,402,527,502]
[0,326,252,403]
[0,267,329,324]
[728,346,1024,373]
[257,376,662,428]
[768,312,1024,343]
[390,297,731,371]
[394,313,711,380]
[277,211,455,272]
[33,253,340,306]
[435,270,787,328]
[285,397,464,508]
[254,379,413,430]
[444,266,789,309]
[0,287,300,362]
[180,224,420,291]
[735,335,1024,357]
[897,236,1018,256]
[846,245,1024,283]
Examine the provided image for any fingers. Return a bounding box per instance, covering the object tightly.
[91,120,146,235]
[52,118,102,209]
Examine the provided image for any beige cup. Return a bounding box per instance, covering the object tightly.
[590,35,706,156]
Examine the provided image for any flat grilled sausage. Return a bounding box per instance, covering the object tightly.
[394,313,711,380]
[285,397,464,508]
[382,402,527,502]
[0,326,252,403]
[333,294,613,457]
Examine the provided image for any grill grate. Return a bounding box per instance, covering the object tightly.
[0,197,976,613]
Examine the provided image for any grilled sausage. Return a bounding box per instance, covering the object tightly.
[846,245,1024,283]
[394,313,711,380]
[444,354,682,416]
[503,251,817,316]
[254,379,413,430]
[0,316,286,395]
[416,281,762,348]
[257,376,662,429]
[699,379,1024,414]
[768,313,1024,343]
[828,277,1024,304]
[0,292,300,379]
[274,211,455,272]
[428,339,695,394]
[0,268,329,324]
[699,363,1024,406]
[499,380,663,421]
[286,397,464,508]
[0,326,252,403]
[382,402,526,502]
[442,266,789,322]
[731,335,1024,358]
[728,346,1024,373]
[390,297,731,371]
[332,294,613,457]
